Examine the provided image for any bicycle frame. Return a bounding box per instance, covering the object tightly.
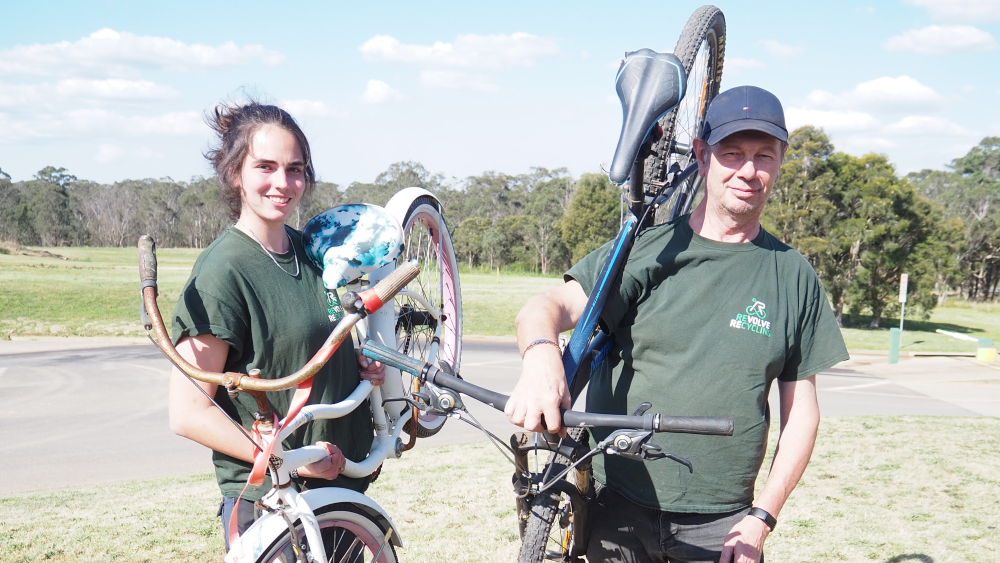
[563,160,699,400]
[224,377,412,562]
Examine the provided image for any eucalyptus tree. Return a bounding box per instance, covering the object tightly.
[561,173,619,263]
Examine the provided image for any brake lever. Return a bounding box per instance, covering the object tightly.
[603,429,693,470]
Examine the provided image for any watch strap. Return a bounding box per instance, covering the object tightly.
[747,507,777,530]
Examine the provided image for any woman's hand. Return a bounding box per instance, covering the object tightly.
[356,349,385,385]
[296,441,347,481]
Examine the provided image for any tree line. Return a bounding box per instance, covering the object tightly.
[762,128,998,326]
[1,128,998,324]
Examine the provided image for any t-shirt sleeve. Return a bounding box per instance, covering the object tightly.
[780,273,850,381]
[565,239,641,332]
[171,275,249,357]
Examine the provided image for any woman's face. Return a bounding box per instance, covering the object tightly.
[237,124,306,227]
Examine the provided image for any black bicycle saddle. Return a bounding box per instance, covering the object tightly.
[608,49,686,185]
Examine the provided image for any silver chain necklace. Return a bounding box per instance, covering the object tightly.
[236,219,300,277]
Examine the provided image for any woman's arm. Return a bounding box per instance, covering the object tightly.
[167,333,346,480]
[168,334,258,462]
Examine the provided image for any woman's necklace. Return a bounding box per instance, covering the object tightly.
[236,219,300,277]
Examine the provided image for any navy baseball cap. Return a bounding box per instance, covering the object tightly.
[701,86,788,145]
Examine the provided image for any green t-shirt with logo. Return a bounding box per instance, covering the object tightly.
[567,216,848,513]
[172,226,373,501]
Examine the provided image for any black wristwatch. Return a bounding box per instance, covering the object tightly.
[747,507,777,531]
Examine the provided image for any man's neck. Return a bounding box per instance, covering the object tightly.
[687,204,761,243]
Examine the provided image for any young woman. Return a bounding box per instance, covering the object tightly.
[168,101,381,546]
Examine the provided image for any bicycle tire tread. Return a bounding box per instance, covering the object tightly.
[645,5,726,191]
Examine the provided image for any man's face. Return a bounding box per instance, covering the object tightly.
[694,130,785,222]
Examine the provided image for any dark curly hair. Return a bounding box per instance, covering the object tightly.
[204,100,316,219]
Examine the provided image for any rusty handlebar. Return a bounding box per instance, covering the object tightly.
[138,234,419,393]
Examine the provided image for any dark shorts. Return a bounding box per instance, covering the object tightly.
[586,485,761,563]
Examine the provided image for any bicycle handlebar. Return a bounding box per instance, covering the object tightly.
[137,235,421,393]
[359,340,733,436]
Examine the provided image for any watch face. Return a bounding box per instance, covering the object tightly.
[303,204,404,288]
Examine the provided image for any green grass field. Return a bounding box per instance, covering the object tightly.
[2,246,998,354]
[2,416,996,562]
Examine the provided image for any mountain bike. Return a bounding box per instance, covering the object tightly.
[139,187,462,563]
[512,5,727,562]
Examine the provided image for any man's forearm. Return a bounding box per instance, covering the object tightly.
[514,281,586,353]
[754,376,820,517]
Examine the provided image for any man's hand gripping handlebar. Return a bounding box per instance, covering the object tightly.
[359,339,735,436]
[138,234,420,394]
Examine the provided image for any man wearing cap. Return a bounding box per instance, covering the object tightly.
[506,86,848,562]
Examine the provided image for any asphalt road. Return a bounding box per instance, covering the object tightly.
[0,340,987,497]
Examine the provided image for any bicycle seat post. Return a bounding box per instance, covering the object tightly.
[628,154,645,223]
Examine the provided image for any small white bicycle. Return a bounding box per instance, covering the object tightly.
[139,187,462,563]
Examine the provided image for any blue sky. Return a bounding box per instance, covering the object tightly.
[2,0,999,186]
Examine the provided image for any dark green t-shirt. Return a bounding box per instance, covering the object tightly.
[172,226,373,501]
[567,217,848,513]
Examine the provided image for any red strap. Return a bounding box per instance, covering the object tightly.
[228,419,269,553]
[229,336,347,548]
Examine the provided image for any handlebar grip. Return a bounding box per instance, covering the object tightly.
[360,260,419,313]
[138,235,157,284]
[360,339,427,377]
[657,416,734,436]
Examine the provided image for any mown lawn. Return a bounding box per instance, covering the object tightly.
[2,417,996,562]
[1,247,998,355]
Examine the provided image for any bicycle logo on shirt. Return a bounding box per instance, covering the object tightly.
[746,298,767,319]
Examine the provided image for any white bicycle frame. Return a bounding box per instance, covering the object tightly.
[225,187,449,563]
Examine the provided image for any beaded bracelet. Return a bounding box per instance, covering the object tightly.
[521,338,560,358]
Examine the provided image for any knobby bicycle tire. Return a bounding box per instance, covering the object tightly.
[517,427,588,563]
[395,195,463,438]
[645,5,726,223]
[256,505,398,563]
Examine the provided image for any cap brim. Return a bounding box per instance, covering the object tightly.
[704,119,788,145]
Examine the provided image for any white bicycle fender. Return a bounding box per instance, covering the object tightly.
[384,186,440,227]
[226,489,402,563]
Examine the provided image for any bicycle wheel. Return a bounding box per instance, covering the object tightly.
[257,506,398,563]
[395,195,463,437]
[517,460,575,562]
[646,5,726,223]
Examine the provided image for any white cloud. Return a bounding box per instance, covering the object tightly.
[129,111,203,135]
[758,40,803,60]
[904,0,1000,23]
[361,80,403,104]
[420,70,498,92]
[805,76,944,111]
[581,51,591,59]
[0,79,179,109]
[0,28,286,78]
[725,57,766,72]
[885,25,997,54]
[883,115,972,136]
[96,144,124,163]
[785,108,881,131]
[962,85,976,93]
[55,78,179,100]
[359,32,560,70]
[280,99,346,118]
[0,109,203,141]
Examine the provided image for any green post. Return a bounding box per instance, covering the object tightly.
[888,327,901,364]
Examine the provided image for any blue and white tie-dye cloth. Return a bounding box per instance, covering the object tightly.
[302,204,404,289]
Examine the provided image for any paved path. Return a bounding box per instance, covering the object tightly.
[0,337,996,497]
